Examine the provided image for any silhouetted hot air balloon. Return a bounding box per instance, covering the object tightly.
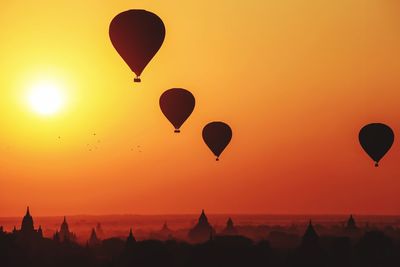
[109,10,165,82]
[159,88,195,133]
[359,123,394,167]
[202,122,232,161]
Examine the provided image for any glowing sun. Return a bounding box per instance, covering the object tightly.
[27,80,66,116]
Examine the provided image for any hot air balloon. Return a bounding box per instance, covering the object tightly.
[359,123,394,167]
[109,10,165,82]
[159,88,195,133]
[202,122,232,161]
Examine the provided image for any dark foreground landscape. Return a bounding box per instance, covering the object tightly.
[1,208,400,267]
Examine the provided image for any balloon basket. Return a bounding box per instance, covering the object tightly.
[375,162,379,167]
[216,158,219,161]
[174,129,181,133]
[134,77,141,83]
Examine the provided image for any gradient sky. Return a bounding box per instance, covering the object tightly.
[0,0,400,216]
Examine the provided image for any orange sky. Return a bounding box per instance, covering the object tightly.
[0,0,400,216]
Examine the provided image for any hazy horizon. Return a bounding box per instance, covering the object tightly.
[1,213,399,243]
[2,212,400,218]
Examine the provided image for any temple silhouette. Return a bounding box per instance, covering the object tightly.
[88,227,101,247]
[301,220,319,247]
[12,207,43,243]
[126,228,136,249]
[188,209,216,242]
[53,216,77,243]
[222,217,238,235]
[1,208,400,267]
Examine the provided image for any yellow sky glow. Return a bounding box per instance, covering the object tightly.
[0,0,400,216]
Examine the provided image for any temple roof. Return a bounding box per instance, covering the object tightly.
[198,209,209,224]
[21,206,34,232]
[227,217,234,228]
[347,214,357,228]
[127,228,136,242]
[90,228,97,239]
[61,216,69,228]
[302,220,319,244]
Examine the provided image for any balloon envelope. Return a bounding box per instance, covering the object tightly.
[359,123,394,167]
[159,88,195,133]
[109,10,165,82]
[202,122,232,160]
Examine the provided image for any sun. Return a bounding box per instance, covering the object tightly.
[27,80,66,116]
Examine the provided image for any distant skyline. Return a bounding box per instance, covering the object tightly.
[1,0,400,216]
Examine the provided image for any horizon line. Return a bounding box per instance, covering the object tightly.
[1,212,400,219]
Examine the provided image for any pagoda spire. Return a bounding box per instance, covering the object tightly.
[88,228,100,246]
[21,206,34,232]
[227,217,234,227]
[188,209,215,242]
[128,228,135,240]
[346,214,358,231]
[199,209,208,224]
[126,228,136,248]
[222,217,238,235]
[301,220,319,247]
